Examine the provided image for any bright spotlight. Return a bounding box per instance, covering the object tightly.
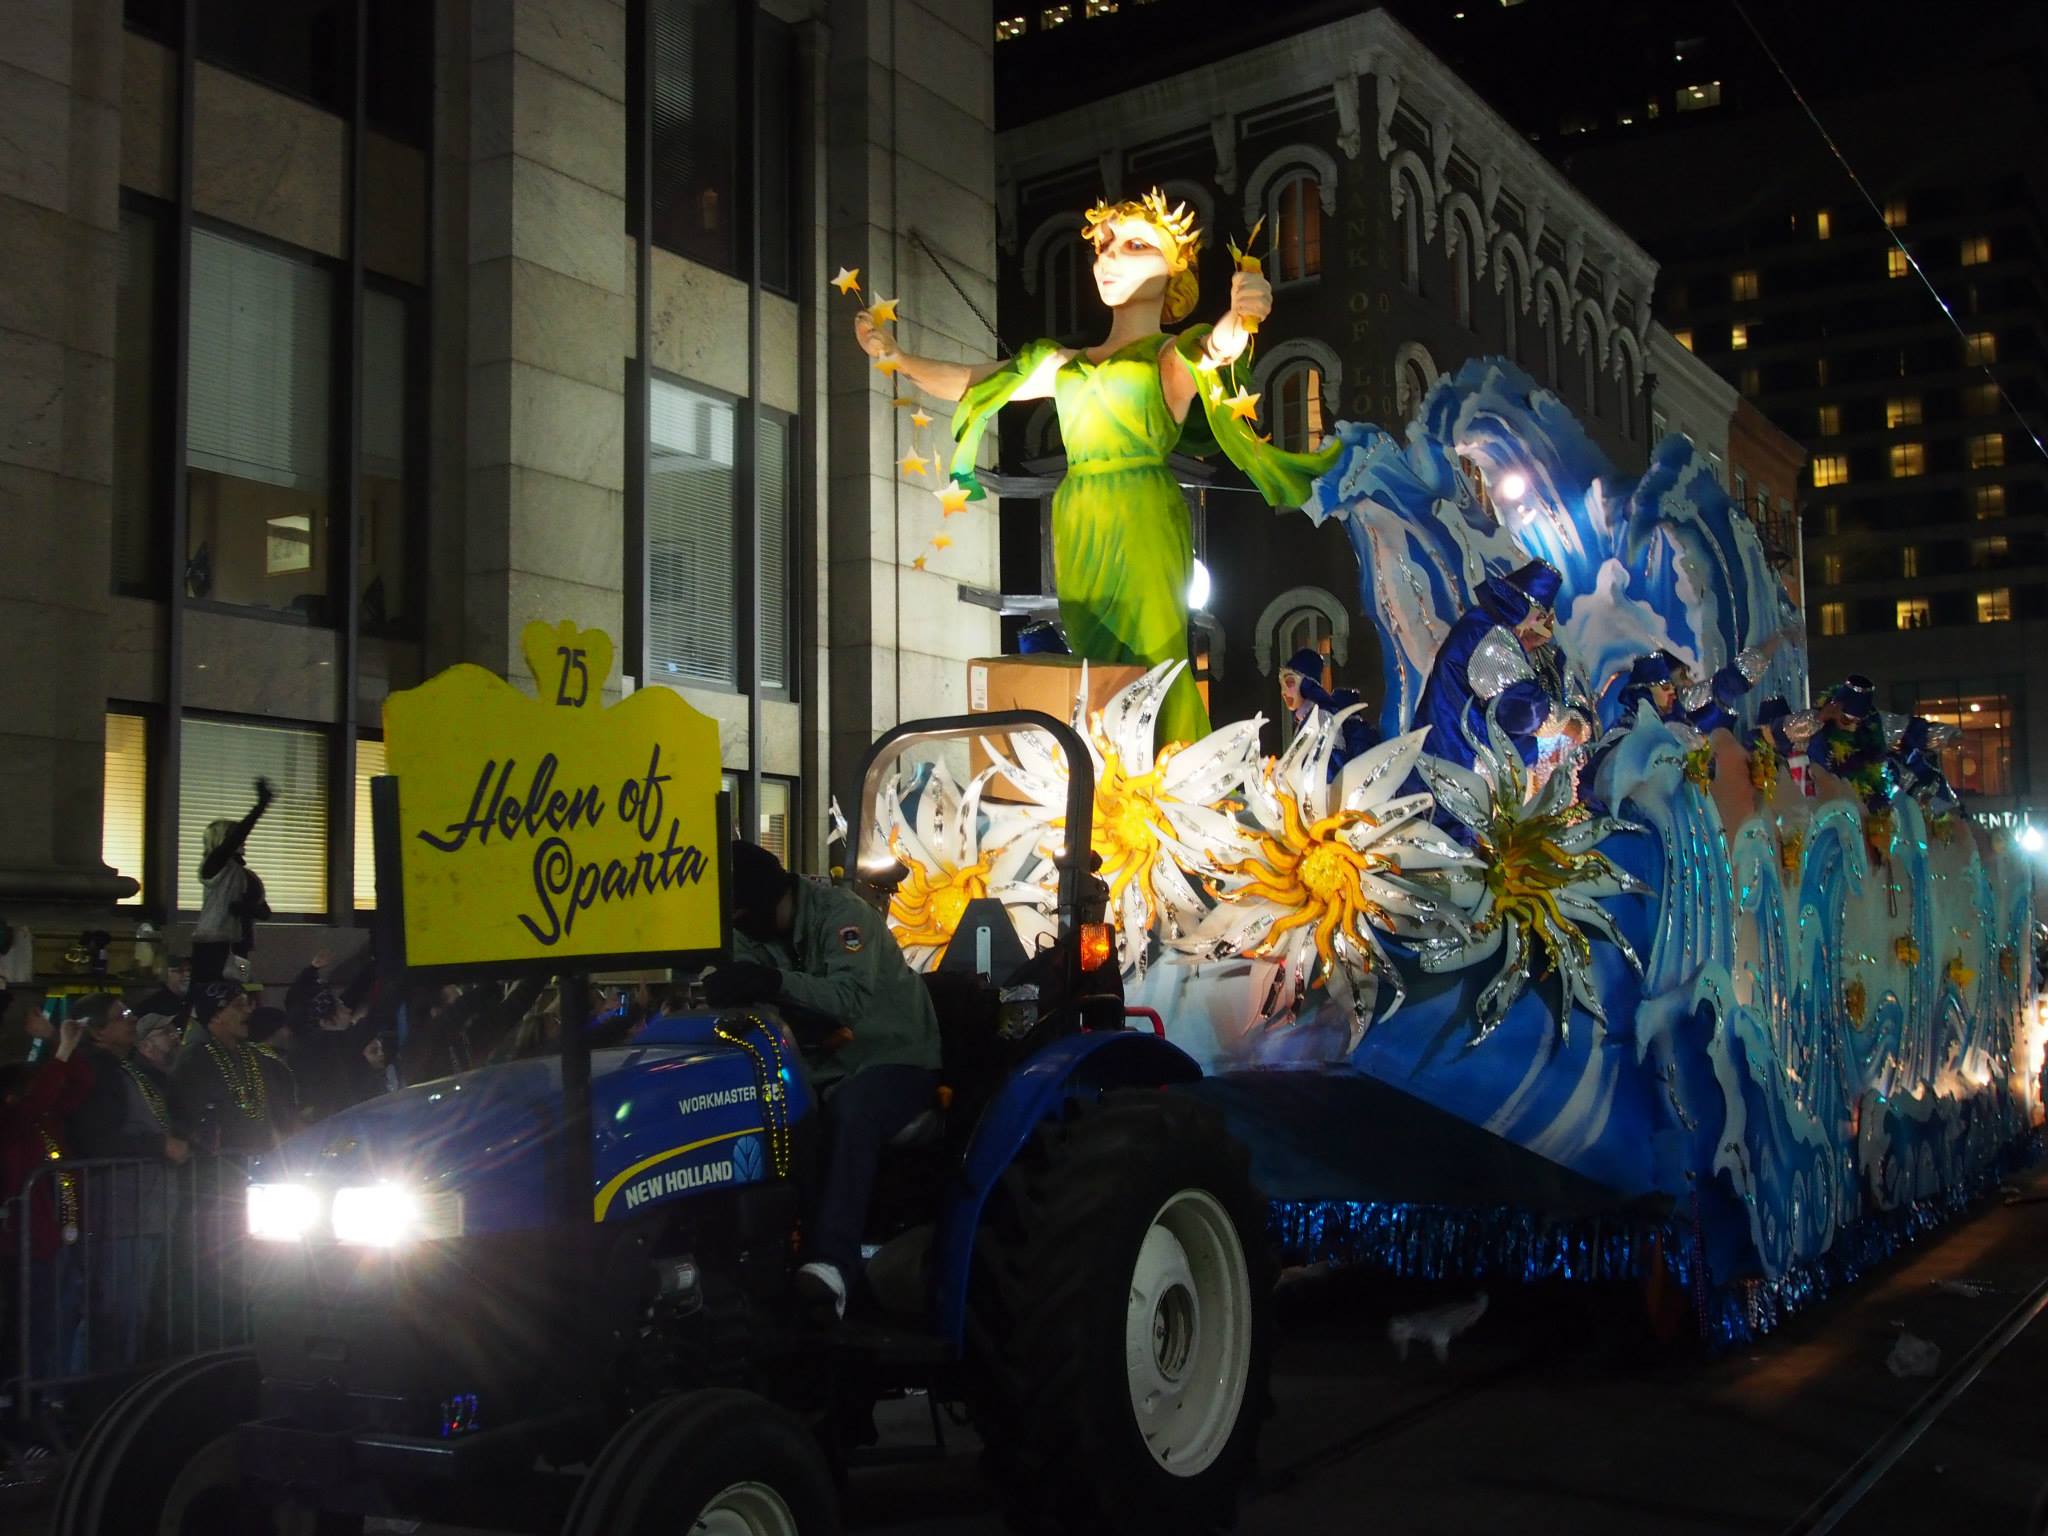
[1187,558,1211,611]
[2021,826,2044,855]
[1497,471,1529,502]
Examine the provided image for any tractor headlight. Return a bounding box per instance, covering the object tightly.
[331,1184,463,1246]
[247,1182,322,1243]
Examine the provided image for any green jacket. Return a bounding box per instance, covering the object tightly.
[734,878,941,1089]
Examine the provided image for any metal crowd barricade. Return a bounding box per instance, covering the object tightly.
[2,1154,254,1436]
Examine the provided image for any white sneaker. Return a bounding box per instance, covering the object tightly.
[795,1260,847,1320]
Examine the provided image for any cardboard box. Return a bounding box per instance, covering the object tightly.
[967,656,1148,800]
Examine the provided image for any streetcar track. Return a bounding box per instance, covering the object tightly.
[1778,1270,2048,1535]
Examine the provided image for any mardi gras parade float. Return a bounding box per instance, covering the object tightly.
[849,189,2044,1345]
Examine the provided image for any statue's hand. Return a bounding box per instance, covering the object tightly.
[853,308,889,360]
[1230,269,1273,325]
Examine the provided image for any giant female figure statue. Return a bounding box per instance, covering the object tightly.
[855,190,1336,747]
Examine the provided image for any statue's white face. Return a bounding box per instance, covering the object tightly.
[1092,219,1171,309]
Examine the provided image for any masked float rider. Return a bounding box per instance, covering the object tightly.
[705,841,942,1323]
[1413,559,1590,775]
[1279,647,1381,780]
[1659,628,1790,735]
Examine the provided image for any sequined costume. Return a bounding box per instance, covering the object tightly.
[1811,676,1895,812]
[1411,561,1567,772]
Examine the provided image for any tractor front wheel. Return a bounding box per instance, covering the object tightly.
[967,1089,1273,1533]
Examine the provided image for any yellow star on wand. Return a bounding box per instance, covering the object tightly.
[868,297,900,325]
[911,554,928,571]
[932,534,953,552]
[936,482,970,516]
[831,266,861,297]
[910,408,933,429]
[875,356,902,377]
[1224,387,1261,422]
[899,451,930,478]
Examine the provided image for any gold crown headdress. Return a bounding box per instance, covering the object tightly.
[1082,188,1202,273]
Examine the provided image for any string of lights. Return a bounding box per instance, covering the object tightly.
[1728,0,2048,467]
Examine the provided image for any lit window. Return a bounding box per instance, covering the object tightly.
[103,712,148,906]
[1901,545,1919,578]
[1889,443,1924,478]
[1733,472,1748,508]
[1883,197,1907,228]
[1965,382,1999,415]
[1677,80,1721,111]
[1815,209,1831,240]
[1968,433,2005,469]
[758,777,795,866]
[1040,3,1070,25]
[1740,367,1760,396]
[1730,323,1749,350]
[1820,504,1840,535]
[1977,588,2012,624]
[180,717,329,914]
[1671,328,1693,352]
[1972,536,2008,568]
[1812,454,1848,488]
[353,736,386,909]
[1973,485,2005,519]
[1817,404,1840,435]
[1730,269,1759,302]
[1821,554,1842,584]
[1820,601,1846,637]
[1961,236,1990,266]
[1816,357,1830,386]
[1887,248,1909,279]
[1886,395,1921,428]
[1272,362,1327,453]
[1909,691,2014,796]
[1964,331,1996,365]
[996,14,1027,39]
[1271,171,1323,285]
[1895,598,1931,630]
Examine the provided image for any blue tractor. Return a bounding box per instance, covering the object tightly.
[55,712,1274,1536]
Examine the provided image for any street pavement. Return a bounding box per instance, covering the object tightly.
[11,1166,2047,1534]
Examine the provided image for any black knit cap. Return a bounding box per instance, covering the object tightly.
[729,839,791,924]
[194,979,243,1023]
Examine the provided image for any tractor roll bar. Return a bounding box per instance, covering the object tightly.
[847,710,1096,935]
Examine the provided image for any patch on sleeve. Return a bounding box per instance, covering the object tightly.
[838,924,865,954]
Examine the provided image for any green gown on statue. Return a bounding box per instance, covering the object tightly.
[947,325,1339,747]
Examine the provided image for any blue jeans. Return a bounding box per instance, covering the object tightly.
[807,1065,939,1274]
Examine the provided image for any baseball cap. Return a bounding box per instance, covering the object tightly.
[134,1012,178,1044]
[194,979,245,1022]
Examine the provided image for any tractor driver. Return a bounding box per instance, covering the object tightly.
[705,840,942,1322]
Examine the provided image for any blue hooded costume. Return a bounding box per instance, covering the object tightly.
[1670,643,1772,735]
[1283,647,1380,782]
[1412,560,1568,772]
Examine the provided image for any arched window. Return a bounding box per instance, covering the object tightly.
[1541,308,1560,386]
[1398,197,1421,293]
[1617,347,1636,438]
[1273,607,1334,745]
[1044,238,1086,338]
[1398,356,1432,419]
[1272,362,1327,452]
[1502,277,1519,360]
[1581,334,1600,417]
[1271,171,1322,285]
[1450,237,1472,330]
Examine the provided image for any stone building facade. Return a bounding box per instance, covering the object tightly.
[993,9,1659,741]
[0,0,1000,985]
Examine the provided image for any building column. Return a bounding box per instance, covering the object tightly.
[465,0,631,689]
[824,0,1000,814]
[0,0,132,906]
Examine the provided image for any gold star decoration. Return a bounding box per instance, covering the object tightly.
[899,451,930,478]
[868,297,901,326]
[911,554,928,571]
[933,534,954,552]
[1224,387,1261,422]
[936,482,970,516]
[910,408,933,429]
[875,356,902,377]
[831,266,861,297]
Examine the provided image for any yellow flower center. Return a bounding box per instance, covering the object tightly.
[1298,841,1358,903]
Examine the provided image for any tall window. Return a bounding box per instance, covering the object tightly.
[353,735,386,910]
[1961,236,1991,266]
[1729,322,1749,350]
[1541,309,1560,386]
[652,0,798,294]
[1886,396,1921,428]
[1812,454,1848,488]
[1815,209,1832,240]
[1968,433,2005,469]
[1397,357,1432,419]
[1910,690,2017,797]
[1730,269,1758,301]
[1887,248,1909,279]
[1044,238,1086,338]
[1271,172,1322,284]
[1273,608,1333,745]
[1450,236,1472,328]
[646,377,796,693]
[1501,270,1518,360]
[186,229,334,619]
[1977,588,2012,624]
[179,717,329,915]
[1889,443,1925,479]
[1819,601,1846,637]
[1396,190,1420,293]
[1580,335,1599,416]
[1901,545,1920,578]
[1964,382,1999,416]
[103,713,148,907]
[114,206,166,596]
[1817,404,1841,435]
[1883,197,1908,228]
[1973,485,2006,519]
[1272,363,1326,452]
[360,287,417,631]
[1617,349,1635,437]
[1964,331,1996,365]
[758,776,794,865]
[1820,554,1842,585]
[1972,536,2008,568]
[1895,598,1930,631]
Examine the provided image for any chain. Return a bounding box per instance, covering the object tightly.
[206,1039,269,1121]
[121,1059,171,1130]
[909,229,1008,354]
[38,1129,80,1243]
[713,1014,794,1180]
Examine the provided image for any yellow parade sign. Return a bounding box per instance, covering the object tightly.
[381,621,726,971]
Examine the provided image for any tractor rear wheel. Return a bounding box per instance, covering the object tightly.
[561,1388,838,1536]
[52,1348,360,1536]
[966,1089,1272,1534]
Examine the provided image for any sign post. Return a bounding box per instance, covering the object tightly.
[373,620,729,1225]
